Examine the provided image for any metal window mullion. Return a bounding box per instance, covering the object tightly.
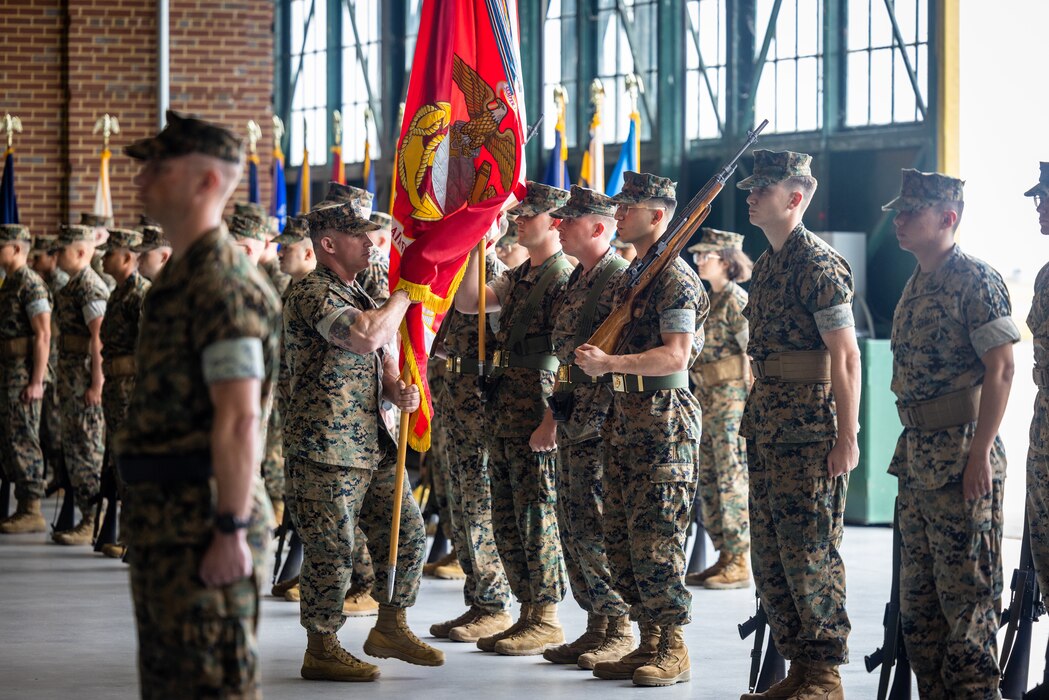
[288,0,317,118]
[686,4,725,135]
[326,0,341,156]
[344,0,384,139]
[741,0,784,127]
[880,0,926,119]
[613,0,656,126]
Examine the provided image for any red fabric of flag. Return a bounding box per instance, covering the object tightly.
[389,0,527,451]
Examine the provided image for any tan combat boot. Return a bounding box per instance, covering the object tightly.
[301,631,380,682]
[363,605,445,666]
[284,585,301,602]
[477,603,532,652]
[704,551,751,590]
[494,603,565,656]
[577,614,635,669]
[449,609,513,643]
[542,613,607,664]
[434,558,466,580]
[343,586,379,617]
[430,606,481,638]
[272,575,300,598]
[739,660,808,699]
[592,621,661,680]
[0,499,47,534]
[100,543,126,559]
[790,663,844,700]
[684,550,730,586]
[52,514,95,546]
[422,550,458,577]
[633,625,691,686]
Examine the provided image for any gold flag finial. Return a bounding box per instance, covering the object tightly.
[625,73,644,114]
[553,84,569,115]
[93,114,120,149]
[332,110,343,147]
[0,114,23,150]
[363,106,374,133]
[272,115,285,150]
[246,120,261,155]
[590,78,605,112]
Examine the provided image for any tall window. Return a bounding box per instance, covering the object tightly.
[596,0,658,144]
[845,0,928,126]
[405,0,423,72]
[342,0,382,162]
[289,0,328,166]
[753,0,823,134]
[685,0,727,142]
[542,0,579,149]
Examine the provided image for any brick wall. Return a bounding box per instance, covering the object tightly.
[0,0,274,234]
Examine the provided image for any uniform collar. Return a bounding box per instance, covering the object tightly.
[906,244,963,298]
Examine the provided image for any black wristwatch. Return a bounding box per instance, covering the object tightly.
[215,512,250,534]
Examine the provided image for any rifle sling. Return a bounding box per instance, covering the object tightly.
[573,255,629,349]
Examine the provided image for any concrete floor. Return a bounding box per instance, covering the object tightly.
[2,516,1047,700]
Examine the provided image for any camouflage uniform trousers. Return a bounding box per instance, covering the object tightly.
[1028,447,1049,604]
[57,357,105,514]
[557,436,628,616]
[102,375,134,531]
[428,412,453,541]
[748,439,850,665]
[41,378,62,473]
[0,386,45,500]
[898,480,1003,699]
[695,381,750,554]
[261,402,285,506]
[125,477,272,699]
[288,450,425,634]
[487,435,566,605]
[603,437,698,627]
[442,420,511,612]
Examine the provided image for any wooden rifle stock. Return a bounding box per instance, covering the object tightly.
[584,120,768,354]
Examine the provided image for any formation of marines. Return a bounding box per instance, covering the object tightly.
[0,109,1042,700]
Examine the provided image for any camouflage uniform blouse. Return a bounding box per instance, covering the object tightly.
[282,264,391,468]
[602,253,708,448]
[439,252,506,436]
[551,247,627,445]
[54,265,109,349]
[116,225,281,457]
[100,271,151,359]
[1030,262,1049,456]
[889,245,1019,489]
[0,265,52,387]
[487,251,571,438]
[740,224,854,447]
[696,281,748,364]
[358,248,391,303]
[261,256,291,297]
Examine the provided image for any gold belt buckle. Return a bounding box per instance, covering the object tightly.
[612,373,626,392]
[493,350,504,368]
[445,357,455,372]
[636,375,644,392]
[557,365,570,383]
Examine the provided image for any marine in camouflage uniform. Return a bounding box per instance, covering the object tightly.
[1027,163,1049,606]
[685,228,751,589]
[0,224,52,534]
[117,112,279,699]
[456,182,572,655]
[357,210,392,304]
[98,228,151,551]
[52,223,110,544]
[573,173,706,687]
[81,213,118,293]
[429,248,514,642]
[30,237,67,484]
[887,169,1019,699]
[544,187,636,667]
[284,199,441,680]
[738,150,860,699]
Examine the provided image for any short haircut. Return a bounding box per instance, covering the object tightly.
[785,175,818,202]
[649,196,678,222]
[938,200,965,232]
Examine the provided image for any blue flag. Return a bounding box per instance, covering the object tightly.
[248,156,261,205]
[543,128,570,189]
[270,150,287,231]
[606,117,639,196]
[1,149,19,225]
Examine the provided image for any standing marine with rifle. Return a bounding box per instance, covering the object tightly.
[455,182,572,656]
[541,186,633,669]
[887,169,1018,698]
[283,199,442,683]
[737,149,860,700]
[573,172,708,688]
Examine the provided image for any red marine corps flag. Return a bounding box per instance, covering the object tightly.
[389,0,527,451]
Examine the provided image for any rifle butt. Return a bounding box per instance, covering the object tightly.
[277,530,303,582]
[92,497,119,551]
[1002,622,1034,699]
[0,478,10,519]
[755,638,786,692]
[54,487,76,532]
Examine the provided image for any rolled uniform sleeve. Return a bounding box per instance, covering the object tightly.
[193,277,274,384]
[25,298,51,318]
[202,338,265,384]
[82,300,107,324]
[963,271,1020,358]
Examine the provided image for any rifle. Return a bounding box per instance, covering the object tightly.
[1000,514,1043,699]
[585,119,767,354]
[865,499,911,699]
[738,592,786,692]
[1026,637,1049,700]
[0,477,10,520]
[685,486,709,574]
[272,504,302,584]
[93,446,120,551]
